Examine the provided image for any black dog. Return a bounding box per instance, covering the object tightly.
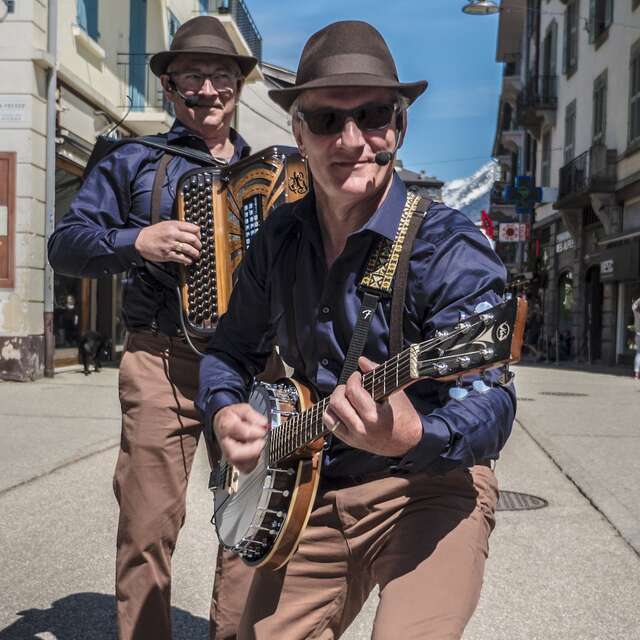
[78,331,112,375]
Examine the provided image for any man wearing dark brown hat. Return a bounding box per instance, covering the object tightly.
[48,15,257,640]
[198,20,515,639]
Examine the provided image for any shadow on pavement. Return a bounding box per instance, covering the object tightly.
[0,592,207,639]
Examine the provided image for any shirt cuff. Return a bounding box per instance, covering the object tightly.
[396,415,453,473]
[203,390,244,431]
[113,228,144,268]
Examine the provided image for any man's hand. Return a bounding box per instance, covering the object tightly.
[323,357,423,458]
[213,404,269,474]
[134,220,202,265]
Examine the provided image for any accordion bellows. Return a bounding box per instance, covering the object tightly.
[176,146,309,336]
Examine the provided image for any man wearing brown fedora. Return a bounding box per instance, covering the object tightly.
[48,15,257,640]
[198,20,515,639]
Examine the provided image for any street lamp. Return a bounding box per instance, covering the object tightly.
[462,1,500,15]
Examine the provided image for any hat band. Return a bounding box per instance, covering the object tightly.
[171,33,234,53]
[300,53,397,85]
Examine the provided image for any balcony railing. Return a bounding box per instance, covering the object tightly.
[558,144,617,202]
[518,75,558,111]
[211,0,262,62]
[117,53,174,115]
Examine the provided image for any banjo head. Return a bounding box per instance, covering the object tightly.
[212,381,299,563]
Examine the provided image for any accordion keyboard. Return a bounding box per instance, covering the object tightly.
[181,171,218,329]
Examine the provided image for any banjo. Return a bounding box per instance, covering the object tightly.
[210,296,527,570]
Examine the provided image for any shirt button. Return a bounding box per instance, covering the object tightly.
[321,358,329,366]
[321,306,330,315]
[102,269,109,275]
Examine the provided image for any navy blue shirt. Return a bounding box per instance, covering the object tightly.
[196,175,517,479]
[48,120,249,335]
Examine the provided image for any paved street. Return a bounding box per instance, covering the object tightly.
[0,364,639,639]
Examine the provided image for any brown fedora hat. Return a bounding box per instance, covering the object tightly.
[269,21,427,111]
[150,16,257,78]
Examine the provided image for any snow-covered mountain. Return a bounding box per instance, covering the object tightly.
[441,160,500,223]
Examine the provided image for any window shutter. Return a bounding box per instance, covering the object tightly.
[550,21,558,76]
[588,0,596,44]
[604,0,613,30]
[562,10,568,73]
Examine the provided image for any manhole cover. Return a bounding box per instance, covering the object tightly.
[496,491,548,511]
[517,397,536,401]
[539,391,589,397]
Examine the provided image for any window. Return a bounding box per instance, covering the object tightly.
[168,11,181,42]
[563,0,579,76]
[542,131,551,186]
[589,0,613,43]
[77,0,99,40]
[634,0,640,12]
[199,0,209,14]
[630,40,640,147]
[592,71,607,145]
[564,100,577,165]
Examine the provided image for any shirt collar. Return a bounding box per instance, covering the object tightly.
[294,172,408,243]
[167,120,251,162]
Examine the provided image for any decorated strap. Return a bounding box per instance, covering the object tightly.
[337,192,423,386]
[358,191,422,295]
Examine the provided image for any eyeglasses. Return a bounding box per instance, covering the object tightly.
[169,71,238,94]
[297,103,398,136]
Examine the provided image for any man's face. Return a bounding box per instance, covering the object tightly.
[293,87,402,201]
[161,54,242,134]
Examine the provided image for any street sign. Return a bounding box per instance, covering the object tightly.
[499,223,530,242]
[503,175,543,213]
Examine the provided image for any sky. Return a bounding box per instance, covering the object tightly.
[246,0,503,183]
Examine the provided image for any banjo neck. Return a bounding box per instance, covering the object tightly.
[267,296,526,467]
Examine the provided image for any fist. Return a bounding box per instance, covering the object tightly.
[135,220,202,265]
[213,404,269,474]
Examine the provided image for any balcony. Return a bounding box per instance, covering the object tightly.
[556,144,617,208]
[116,53,174,135]
[517,75,557,131]
[490,181,509,206]
[208,0,262,63]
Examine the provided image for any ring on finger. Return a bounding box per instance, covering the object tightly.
[175,241,183,254]
[328,420,341,434]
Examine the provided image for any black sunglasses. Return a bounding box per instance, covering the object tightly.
[297,102,398,136]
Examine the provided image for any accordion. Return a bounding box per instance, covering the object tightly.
[176,146,309,336]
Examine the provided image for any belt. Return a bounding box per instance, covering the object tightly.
[323,458,494,489]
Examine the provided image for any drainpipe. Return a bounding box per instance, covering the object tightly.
[43,0,58,377]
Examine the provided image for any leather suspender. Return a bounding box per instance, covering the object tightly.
[388,201,431,357]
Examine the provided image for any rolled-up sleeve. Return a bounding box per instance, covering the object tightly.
[397,215,516,475]
[48,145,147,278]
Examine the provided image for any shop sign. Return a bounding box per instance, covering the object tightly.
[499,223,530,242]
[0,97,30,126]
[600,259,614,276]
[555,231,575,254]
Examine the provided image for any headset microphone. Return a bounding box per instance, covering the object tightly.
[373,110,405,166]
[374,151,393,166]
[168,81,200,108]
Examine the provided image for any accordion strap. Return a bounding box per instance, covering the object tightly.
[151,154,173,225]
[337,192,426,385]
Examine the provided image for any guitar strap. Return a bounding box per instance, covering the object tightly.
[337,193,432,385]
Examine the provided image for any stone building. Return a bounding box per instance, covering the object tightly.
[491,0,640,366]
[0,0,295,380]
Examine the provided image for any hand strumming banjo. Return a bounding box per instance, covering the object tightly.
[210,297,527,570]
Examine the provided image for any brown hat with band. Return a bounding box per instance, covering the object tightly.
[269,21,428,111]
[150,16,258,78]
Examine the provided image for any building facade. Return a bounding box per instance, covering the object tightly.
[491,0,640,366]
[0,0,296,381]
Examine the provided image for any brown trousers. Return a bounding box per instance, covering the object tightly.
[235,464,498,640]
[113,332,254,640]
